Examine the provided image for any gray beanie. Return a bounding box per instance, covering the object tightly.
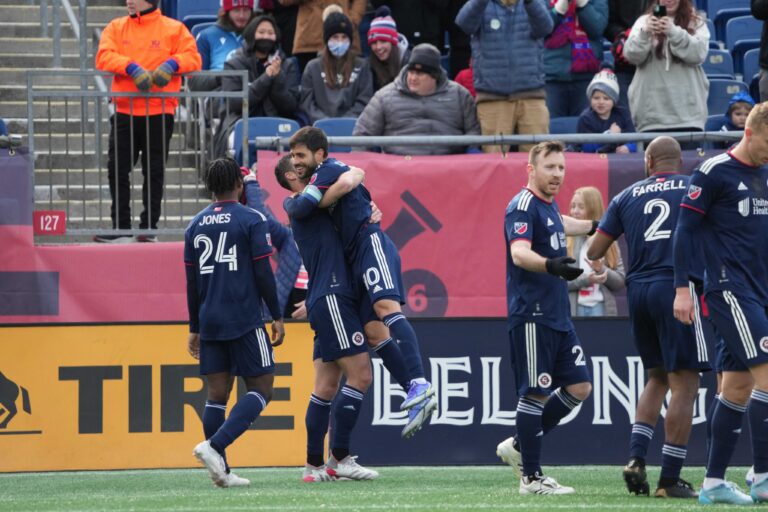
[586,67,620,103]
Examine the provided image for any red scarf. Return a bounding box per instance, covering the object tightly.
[545,1,600,74]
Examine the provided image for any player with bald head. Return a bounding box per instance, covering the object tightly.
[674,103,768,505]
[588,136,710,499]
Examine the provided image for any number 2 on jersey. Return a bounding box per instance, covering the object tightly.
[194,232,238,274]
[643,199,671,241]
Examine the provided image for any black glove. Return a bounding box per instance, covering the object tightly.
[545,256,584,281]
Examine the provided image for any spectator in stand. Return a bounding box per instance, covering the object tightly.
[216,13,299,159]
[455,0,553,153]
[544,0,608,118]
[624,0,709,150]
[366,6,411,92]
[711,91,756,150]
[353,43,480,155]
[280,0,366,73]
[577,64,636,153]
[605,0,651,108]
[259,0,298,56]
[95,0,201,243]
[446,0,472,79]
[567,186,625,317]
[454,58,476,97]
[300,7,373,124]
[372,0,447,51]
[189,0,257,92]
[752,1,768,101]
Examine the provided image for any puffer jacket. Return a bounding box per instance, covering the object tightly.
[455,0,552,95]
[352,66,481,155]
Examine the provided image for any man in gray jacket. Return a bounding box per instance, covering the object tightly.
[456,0,553,152]
[353,43,480,156]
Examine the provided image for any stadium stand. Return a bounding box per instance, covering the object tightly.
[703,49,735,78]
[549,116,580,135]
[231,117,300,165]
[313,117,357,153]
[707,78,749,114]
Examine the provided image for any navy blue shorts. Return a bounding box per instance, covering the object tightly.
[308,294,368,362]
[713,337,748,372]
[706,290,768,369]
[353,231,404,305]
[509,322,591,396]
[200,327,274,377]
[628,281,711,372]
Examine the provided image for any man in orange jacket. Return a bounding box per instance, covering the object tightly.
[95,0,201,242]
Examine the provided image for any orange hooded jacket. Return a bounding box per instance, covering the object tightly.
[96,8,202,116]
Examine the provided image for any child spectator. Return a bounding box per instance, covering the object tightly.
[299,7,373,124]
[366,6,411,92]
[567,186,625,317]
[577,64,636,153]
[711,91,755,149]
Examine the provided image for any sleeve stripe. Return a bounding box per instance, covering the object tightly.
[681,203,705,215]
[252,250,274,261]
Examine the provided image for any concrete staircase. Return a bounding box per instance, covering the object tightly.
[2,0,208,243]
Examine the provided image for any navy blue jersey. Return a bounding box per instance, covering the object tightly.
[599,172,690,285]
[504,188,572,331]
[184,200,274,340]
[677,152,768,304]
[307,158,379,258]
[283,196,356,309]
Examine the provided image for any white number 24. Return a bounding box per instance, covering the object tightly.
[194,232,238,274]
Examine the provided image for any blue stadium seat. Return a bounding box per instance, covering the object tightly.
[743,47,760,84]
[183,14,218,32]
[314,118,358,153]
[707,79,749,116]
[705,18,721,48]
[732,39,760,75]
[549,116,579,135]
[713,7,750,42]
[725,15,761,50]
[705,114,727,131]
[191,22,215,39]
[231,117,300,165]
[176,0,218,21]
[703,49,734,78]
[707,0,752,17]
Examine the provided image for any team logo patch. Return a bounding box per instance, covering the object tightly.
[537,373,552,388]
[351,332,365,347]
[514,222,528,235]
[309,173,317,185]
[687,185,702,200]
[760,337,768,354]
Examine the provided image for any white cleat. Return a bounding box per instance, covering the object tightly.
[217,471,250,488]
[496,436,522,479]
[326,455,379,481]
[193,440,227,486]
[519,473,575,495]
[303,464,335,483]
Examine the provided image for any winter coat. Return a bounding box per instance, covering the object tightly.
[299,55,373,124]
[278,0,366,54]
[352,66,481,155]
[188,21,243,91]
[577,105,637,153]
[455,0,553,96]
[543,0,608,83]
[624,13,710,131]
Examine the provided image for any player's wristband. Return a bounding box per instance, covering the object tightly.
[588,220,598,236]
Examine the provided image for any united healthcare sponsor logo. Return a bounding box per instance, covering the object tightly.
[739,197,750,217]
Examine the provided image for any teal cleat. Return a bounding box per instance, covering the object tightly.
[752,475,768,503]
[699,482,754,505]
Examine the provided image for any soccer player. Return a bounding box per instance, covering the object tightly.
[275,155,379,482]
[497,140,596,495]
[185,158,285,488]
[587,136,709,499]
[284,127,438,438]
[674,102,768,505]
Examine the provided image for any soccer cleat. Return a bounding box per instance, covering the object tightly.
[401,396,437,439]
[326,455,379,481]
[496,436,522,479]
[302,464,335,483]
[752,474,768,503]
[519,473,575,495]
[400,381,435,411]
[699,481,754,505]
[193,440,227,486]
[135,234,158,243]
[654,478,698,498]
[622,458,650,496]
[217,471,250,488]
[93,234,134,243]
[746,466,755,487]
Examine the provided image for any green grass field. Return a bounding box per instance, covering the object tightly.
[0,466,757,511]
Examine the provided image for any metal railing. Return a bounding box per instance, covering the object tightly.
[26,70,249,238]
